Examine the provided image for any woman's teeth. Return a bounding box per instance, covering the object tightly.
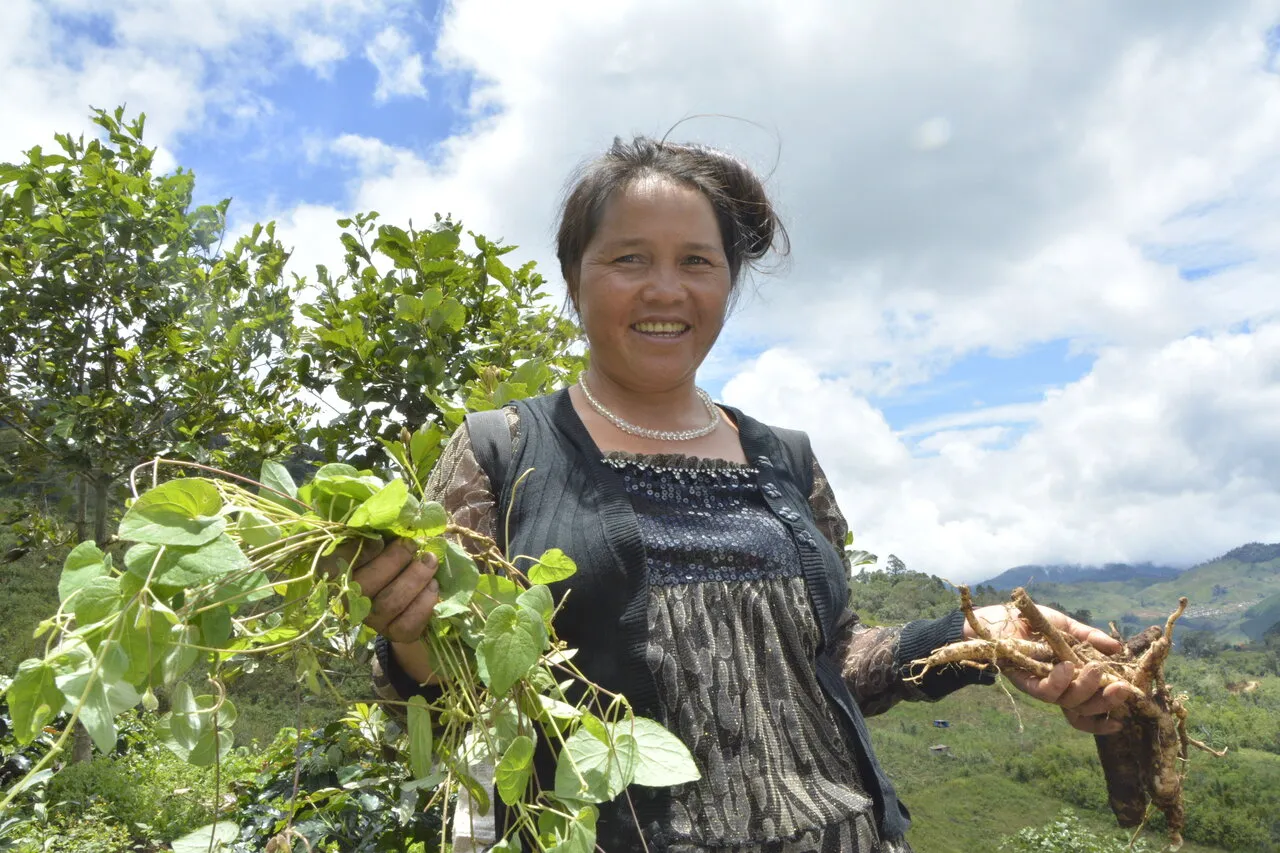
[633,322,688,336]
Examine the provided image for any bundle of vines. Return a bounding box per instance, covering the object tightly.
[910,585,1227,850]
[1,436,698,852]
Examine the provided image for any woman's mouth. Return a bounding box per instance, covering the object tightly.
[631,321,690,338]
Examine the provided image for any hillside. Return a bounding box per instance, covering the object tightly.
[978,543,1280,643]
[982,560,1181,590]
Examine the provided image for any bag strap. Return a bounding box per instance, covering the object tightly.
[769,425,816,497]
[463,408,514,549]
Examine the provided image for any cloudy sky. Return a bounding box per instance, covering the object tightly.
[6,0,1280,582]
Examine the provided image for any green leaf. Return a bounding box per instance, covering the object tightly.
[529,548,577,585]
[486,254,513,286]
[118,478,225,547]
[476,605,545,697]
[55,667,141,754]
[162,625,201,684]
[8,659,65,744]
[169,822,238,853]
[495,734,535,806]
[119,603,174,683]
[407,695,434,780]
[433,298,466,332]
[553,726,636,805]
[160,687,236,765]
[72,575,123,627]
[473,573,521,618]
[401,500,448,536]
[347,478,410,529]
[260,459,298,504]
[626,717,701,787]
[235,509,281,548]
[516,584,554,622]
[126,535,249,588]
[409,425,443,467]
[58,541,109,603]
[547,806,597,853]
[429,539,479,618]
[199,606,233,648]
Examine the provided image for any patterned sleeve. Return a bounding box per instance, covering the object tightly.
[808,458,934,716]
[372,409,518,706]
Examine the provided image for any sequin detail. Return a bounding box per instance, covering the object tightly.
[602,454,802,586]
[605,453,881,850]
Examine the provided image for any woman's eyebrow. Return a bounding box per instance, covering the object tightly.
[597,237,723,254]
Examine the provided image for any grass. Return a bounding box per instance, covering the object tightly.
[867,681,1239,853]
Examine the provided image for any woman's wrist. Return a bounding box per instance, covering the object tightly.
[389,638,441,686]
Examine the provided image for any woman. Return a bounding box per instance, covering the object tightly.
[350,137,1130,851]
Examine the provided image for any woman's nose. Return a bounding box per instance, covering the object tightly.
[642,262,686,301]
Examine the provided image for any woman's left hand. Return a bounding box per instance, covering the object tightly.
[964,603,1130,735]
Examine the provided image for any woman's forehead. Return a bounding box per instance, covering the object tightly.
[593,176,719,239]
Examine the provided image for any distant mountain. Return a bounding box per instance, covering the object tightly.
[977,542,1280,644]
[979,561,1183,591]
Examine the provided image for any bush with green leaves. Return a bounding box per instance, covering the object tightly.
[999,809,1153,853]
[226,710,444,852]
[2,435,700,851]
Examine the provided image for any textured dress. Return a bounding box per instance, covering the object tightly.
[375,413,934,852]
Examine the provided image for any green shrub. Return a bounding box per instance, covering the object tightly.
[31,712,253,845]
[9,802,134,853]
[999,809,1153,853]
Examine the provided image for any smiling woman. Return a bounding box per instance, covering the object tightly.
[360,135,1127,852]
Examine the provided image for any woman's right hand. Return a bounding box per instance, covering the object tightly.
[324,537,442,685]
[338,537,441,643]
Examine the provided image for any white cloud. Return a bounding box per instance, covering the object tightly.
[0,0,405,165]
[365,26,427,102]
[272,0,1280,576]
[10,0,1280,579]
[296,31,348,77]
[725,325,1280,581]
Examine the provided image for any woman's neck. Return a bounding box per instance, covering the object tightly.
[579,368,707,431]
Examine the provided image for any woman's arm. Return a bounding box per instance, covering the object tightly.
[810,458,1127,731]
[808,458,990,716]
[370,412,513,702]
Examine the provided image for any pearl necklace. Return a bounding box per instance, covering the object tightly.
[578,376,721,441]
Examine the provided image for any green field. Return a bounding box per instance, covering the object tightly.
[868,676,1279,852]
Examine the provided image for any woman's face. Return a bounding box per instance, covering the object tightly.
[575,176,731,396]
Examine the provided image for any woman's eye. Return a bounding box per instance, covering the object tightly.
[684,255,710,265]
[613,254,641,264]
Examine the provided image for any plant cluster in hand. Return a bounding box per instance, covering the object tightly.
[1,427,700,852]
[910,586,1226,850]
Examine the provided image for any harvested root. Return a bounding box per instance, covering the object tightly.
[909,587,1224,850]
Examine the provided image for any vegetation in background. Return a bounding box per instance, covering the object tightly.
[2,107,1277,852]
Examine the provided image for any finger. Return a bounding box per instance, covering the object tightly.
[1004,661,1072,703]
[369,557,439,627]
[1054,663,1106,710]
[1049,611,1122,655]
[382,579,440,643]
[317,536,386,580]
[350,539,421,599]
[1063,708,1123,736]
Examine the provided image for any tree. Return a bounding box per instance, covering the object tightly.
[0,108,312,546]
[298,211,582,469]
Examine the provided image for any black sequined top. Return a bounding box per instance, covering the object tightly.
[606,452,901,853]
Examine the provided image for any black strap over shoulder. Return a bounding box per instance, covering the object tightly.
[463,408,514,548]
[768,425,816,496]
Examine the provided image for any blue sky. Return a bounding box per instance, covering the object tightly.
[5,0,1280,580]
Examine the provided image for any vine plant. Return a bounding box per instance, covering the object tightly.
[1,427,699,851]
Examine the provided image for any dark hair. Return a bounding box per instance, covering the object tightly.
[556,136,789,306]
